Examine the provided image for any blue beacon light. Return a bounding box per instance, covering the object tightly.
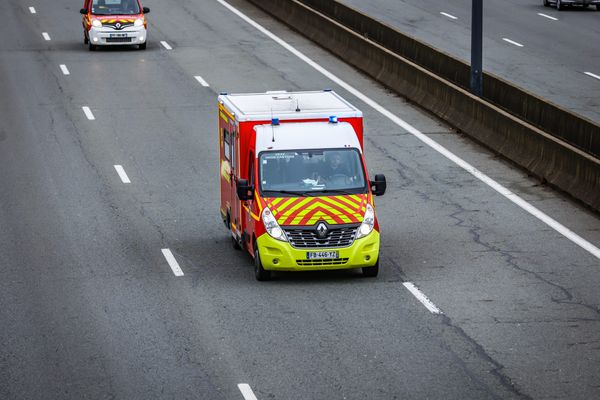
[271,118,280,125]
[329,116,338,123]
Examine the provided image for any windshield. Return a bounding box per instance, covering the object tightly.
[259,149,367,196]
[91,0,140,15]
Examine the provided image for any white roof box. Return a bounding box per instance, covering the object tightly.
[218,90,362,121]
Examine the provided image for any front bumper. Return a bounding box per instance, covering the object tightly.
[89,26,146,46]
[256,230,380,271]
[560,0,600,4]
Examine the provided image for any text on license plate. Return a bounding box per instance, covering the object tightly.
[109,33,128,37]
[306,251,339,260]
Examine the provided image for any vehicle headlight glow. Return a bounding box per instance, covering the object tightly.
[262,207,287,242]
[134,18,144,27]
[356,203,375,239]
[92,19,102,28]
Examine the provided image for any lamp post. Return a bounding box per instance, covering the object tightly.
[470,0,483,96]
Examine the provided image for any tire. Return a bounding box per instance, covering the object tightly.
[84,34,89,44]
[254,245,271,281]
[596,5,600,10]
[362,258,379,277]
[88,42,97,51]
[556,0,563,10]
[543,0,549,7]
[139,42,147,50]
[232,235,242,250]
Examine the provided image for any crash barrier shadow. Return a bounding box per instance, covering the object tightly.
[245,0,600,212]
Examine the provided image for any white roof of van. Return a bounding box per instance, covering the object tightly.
[255,121,362,154]
[218,90,362,121]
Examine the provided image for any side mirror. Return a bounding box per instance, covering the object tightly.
[237,179,254,201]
[142,7,150,13]
[370,174,387,196]
[80,8,88,14]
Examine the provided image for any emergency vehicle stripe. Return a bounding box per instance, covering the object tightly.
[318,197,361,220]
[298,206,346,225]
[274,197,309,218]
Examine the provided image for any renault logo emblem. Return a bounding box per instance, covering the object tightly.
[316,222,328,239]
[116,22,121,29]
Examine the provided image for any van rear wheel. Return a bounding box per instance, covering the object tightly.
[254,245,271,281]
[362,258,379,277]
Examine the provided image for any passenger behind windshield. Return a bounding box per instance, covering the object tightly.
[92,0,140,15]
[260,149,367,195]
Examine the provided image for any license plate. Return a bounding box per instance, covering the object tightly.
[306,251,339,260]
[109,33,127,38]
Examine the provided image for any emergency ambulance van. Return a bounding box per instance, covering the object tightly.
[219,90,386,281]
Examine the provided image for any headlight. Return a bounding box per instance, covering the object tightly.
[134,18,144,27]
[262,207,287,242]
[91,19,102,28]
[356,203,375,239]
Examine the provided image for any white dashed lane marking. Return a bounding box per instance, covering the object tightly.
[194,76,210,87]
[82,106,95,120]
[502,38,524,47]
[59,64,70,75]
[537,13,558,20]
[403,282,443,315]
[114,165,131,184]
[42,32,51,41]
[440,12,458,20]
[29,6,36,14]
[238,384,259,400]
[161,249,184,276]
[160,41,172,50]
[584,72,600,81]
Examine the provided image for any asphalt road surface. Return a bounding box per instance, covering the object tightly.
[339,0,600,124]
[1,0,600,399]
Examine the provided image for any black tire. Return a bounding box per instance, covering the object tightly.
[596,5,600,10]
[254,245,271,281]
[84,34,89,44]
[139,42,147,50]
[362,258,379,277]
[543,0,549,7]
[88,42,97,51]
[232,235,242,250]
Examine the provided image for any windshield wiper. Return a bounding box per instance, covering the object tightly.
[312,189,363,196]
[263,190,315,197]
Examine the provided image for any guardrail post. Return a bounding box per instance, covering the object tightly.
[470,0,483,96]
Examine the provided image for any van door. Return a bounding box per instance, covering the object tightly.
[230,124,242,239]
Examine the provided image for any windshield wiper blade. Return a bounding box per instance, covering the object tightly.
[313,189,360,195]
[264,190,313,197]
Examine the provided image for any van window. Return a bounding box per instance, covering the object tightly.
[259,148,367,196]
[91,0,140,15]
[223,129,231,161]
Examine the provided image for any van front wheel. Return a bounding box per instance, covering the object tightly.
[362,258,379,277]
[254,245,271,281]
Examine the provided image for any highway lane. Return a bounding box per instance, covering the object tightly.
[338,0,600,123]
[0,0,599,399]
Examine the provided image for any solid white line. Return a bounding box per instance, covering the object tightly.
[584,72,600,81]
[82,106,95,120]
[29,6,36,14]
[59,64,70,75]
[217,0,600,260]
[194,75,210,87]
[440,12,458,20]
[114,165,131,183]
[403,282,442,314]
[162,249,184,276]
[238,384,258,400]
[160,41,172,50]
[502,38,524,47]
[537,13,558,21]
[42,32,51,41]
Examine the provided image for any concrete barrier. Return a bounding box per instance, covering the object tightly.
[245,0,600,211]
[299,0,600,159]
